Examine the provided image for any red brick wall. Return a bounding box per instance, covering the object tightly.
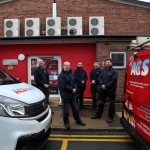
[0,0,150,36]
[96,41,134,101]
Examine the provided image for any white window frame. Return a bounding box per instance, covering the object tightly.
[110,52,126,68]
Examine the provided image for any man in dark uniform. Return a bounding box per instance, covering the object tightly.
[58,61,86,129]
[90,60,102,110]
[73,62,88,109]
[34,59,49,101]
[91,59,118,123]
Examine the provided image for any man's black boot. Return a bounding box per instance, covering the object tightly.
[65,123,70,129]
[91,114,101,119]
[89,105,96,110]
[107,117,113,123]
[80,106,87,109]
[76,120,86,126]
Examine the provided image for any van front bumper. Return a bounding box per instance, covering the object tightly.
[120,117,150,150]
[0,107,52,150]
[15,126,51,150]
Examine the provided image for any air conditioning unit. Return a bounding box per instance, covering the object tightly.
[67,17,82,35]
[89,16,104,35]
[4,19,20,37]
[25,18,40,37]
[46,17,61,36]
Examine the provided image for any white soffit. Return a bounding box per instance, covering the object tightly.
[109,0,150,9]
[0,0,13,4]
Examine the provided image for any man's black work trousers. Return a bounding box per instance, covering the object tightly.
[91,84,101,109]
[76,88,85,107]
[96,88,116,119]
[62,97,81,124]
[38,86,49,102]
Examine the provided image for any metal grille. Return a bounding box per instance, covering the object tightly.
[47,28,55,36]
[29,98,48,117]
[26,20,34,27]
[37,112,48,122]
[91,18,99,26]
[91,28,99,35]
[6,20,13,28]
[69,28,77,35]
[26,29,33,37]
[47,19,55,27]
[69,19,77,26]
[6,30,13,37]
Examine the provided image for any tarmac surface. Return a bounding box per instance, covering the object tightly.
[49,98,124,131]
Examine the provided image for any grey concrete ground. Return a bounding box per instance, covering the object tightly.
[49,99,123,131]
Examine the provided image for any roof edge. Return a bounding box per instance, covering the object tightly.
[0,35,137,45]
[109,0,150,9]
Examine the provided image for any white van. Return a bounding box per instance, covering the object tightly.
[0,68,52,150]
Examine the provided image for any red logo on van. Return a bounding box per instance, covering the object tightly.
[12,87,33,94]
[130,59,150,76]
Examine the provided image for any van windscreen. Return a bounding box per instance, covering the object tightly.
[0,69,18,85]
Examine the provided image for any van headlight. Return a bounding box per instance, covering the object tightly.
[0,96,29,117]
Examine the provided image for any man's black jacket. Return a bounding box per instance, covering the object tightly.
[90,68,102,85]
[34,66,49,87]
[58,69,77,100]
[99,66,118,89]
[73,67,88,88]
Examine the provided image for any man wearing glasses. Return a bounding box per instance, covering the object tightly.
[58,61,86,129]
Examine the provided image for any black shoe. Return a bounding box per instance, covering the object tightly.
[76,121,86,126]
[65,123,70,129]
[107,117,113,123]
[91,114,101,119]
[52,111,54,115]
[89,106,96,110]
[80,106,87,109]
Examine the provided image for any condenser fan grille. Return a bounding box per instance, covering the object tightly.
[26,20,34,27]
[69,19,77,26]
[6,30,13,37]
[47,29,55,36]
[69,28,77,35]
[26,29,34,36]
[47,19,55,27]
[6,21,13,28]
[91,18,99,26]
[91,28,99,35]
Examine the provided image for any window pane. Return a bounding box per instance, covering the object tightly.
[111,53,124,66]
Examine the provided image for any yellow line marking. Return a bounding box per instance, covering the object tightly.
[50,134,130,139]
[60,140,68,150]
[49,134,133,145]
[48,138,133,142]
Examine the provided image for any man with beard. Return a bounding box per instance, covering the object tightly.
[73,62,88,109]
[58,61,86,129]
[91,59,118,123]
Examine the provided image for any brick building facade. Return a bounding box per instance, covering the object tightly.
[0,0,150,36]
[0,0,150,101]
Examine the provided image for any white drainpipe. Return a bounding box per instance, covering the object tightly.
[52,3,57,17]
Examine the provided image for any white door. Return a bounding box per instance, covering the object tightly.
[28,56,61,98]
